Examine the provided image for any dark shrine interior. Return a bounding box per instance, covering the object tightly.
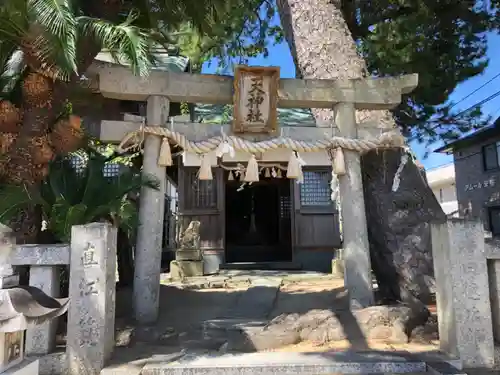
[225,171,292,263]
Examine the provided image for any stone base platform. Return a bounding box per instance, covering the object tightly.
[170,260,204,280]
[161,269,341,290]
[139,350,430,375]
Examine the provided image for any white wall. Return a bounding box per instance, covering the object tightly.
[432,184,457,204]
[183,149,331,166]
[426,164,458,216]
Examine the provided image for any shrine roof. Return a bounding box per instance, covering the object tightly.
[194,104,317,127]
[95,49,190,73]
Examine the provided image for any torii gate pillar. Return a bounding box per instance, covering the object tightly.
[335,101,374,309]
[133,96,169,324]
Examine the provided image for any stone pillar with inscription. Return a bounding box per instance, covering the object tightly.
[66,223,117,375]
[133,95,169,324]
[335,102,374,309]
[431,219,494,368]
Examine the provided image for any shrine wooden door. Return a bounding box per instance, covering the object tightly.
[292,167,341,272]
[178,166,225,274]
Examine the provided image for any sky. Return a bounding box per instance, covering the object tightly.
[202,28,500,170]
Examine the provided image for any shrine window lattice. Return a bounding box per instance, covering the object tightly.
[185,169,217,209]
[70,156,121,177]
[299,171,332,206]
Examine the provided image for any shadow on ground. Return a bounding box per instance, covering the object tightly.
[106,282,441,370]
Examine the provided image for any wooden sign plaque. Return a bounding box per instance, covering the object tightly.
[232,65,280,134]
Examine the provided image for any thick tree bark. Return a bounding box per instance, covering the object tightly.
[275,0,441,312]
[4,71,57,243]
[362,149,445,305]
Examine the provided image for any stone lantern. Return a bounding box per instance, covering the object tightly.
[0,224,69,375]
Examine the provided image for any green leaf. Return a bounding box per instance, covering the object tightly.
[27,0,78,80]
[63,203,87,241]
[0,184,36,224]
[117,198,138,235]
[0,1,29,45]
[78,14,154,77]
[49,197,87,242]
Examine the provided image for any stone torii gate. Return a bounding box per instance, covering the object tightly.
[92,63,418,324]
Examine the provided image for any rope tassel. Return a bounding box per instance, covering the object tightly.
[244,155,260,182]
[333,148,346,175]
[198,154,213,180]
[158,137,173,167]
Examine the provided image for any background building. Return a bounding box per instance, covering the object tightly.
[425,163,459,217]
[435,117,500,233]
[85,53,341,273]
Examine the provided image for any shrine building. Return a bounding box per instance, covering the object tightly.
[86,53,346,273]
[83,50,416,323]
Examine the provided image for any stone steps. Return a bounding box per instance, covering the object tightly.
[426,361,467,375]
[138,351,440,375]
[100,346,465,375]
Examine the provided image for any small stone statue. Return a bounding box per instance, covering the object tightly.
[179,221,201,250]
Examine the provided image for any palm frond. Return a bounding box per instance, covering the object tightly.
[78,12,154,76]
[42,157,82,206]
[27,0,78,80]
[49,197,87,242]
[0,0,29,44]
[84,171,159,220]
[74,150,107,205]
[116,198,139,240]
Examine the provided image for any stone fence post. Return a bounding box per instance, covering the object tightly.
[483,238,500,347]
[430,219,494,368]
[66,223,117,375]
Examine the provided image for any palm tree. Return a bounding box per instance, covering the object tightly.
[0,0,229,243]
[275,0,443,317]
[0,147,159,286]
[0,0,155,178]
[0,0,156,242]
[0,149,158,241]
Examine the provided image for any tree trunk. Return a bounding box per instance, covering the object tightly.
[362,149,445,305]
[276,0,442,311]
[4,71,57,243]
